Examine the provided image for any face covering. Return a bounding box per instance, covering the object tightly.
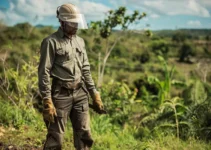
[62,21,78,38]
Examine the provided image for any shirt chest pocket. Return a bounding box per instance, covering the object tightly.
[55,45,74,64]
[76,48,84,63]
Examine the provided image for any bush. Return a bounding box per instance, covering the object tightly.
[178,42,196,63]
[100,81,138,126]
[0,57,39,111]
[140,51,150,63]
[0,100,44,129]
[150,40,169,59]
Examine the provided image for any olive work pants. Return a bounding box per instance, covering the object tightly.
[43,83,93,150]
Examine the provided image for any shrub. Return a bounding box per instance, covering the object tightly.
[178,42,196,63]
[140,51,150,63]
[0,100,44,129]
[150,40,169,59]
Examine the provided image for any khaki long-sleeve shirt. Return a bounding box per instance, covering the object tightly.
[38,27,96,99]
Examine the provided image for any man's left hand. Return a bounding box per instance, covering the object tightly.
[92,91,106,114]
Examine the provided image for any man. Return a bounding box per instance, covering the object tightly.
[38,3,104,150]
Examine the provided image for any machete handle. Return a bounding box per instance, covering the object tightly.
[89,104,107,114]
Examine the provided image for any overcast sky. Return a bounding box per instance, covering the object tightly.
[0,0,211,30]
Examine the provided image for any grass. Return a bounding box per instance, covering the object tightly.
[140,135,211,150]
[0,125,45,150]
[0,101,210,150]
[0,104,210,150]
[1,123,211,150]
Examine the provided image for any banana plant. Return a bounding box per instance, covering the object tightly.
[160,97,189,139]
[147,56,175,106]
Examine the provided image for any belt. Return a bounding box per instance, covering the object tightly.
[53,78,83,90]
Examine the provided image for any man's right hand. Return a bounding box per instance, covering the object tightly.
[43,99,57,123]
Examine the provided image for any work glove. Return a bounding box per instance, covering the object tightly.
[91,91,106,114]
[43,98,57,123]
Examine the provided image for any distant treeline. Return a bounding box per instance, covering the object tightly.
[153,29,211,39]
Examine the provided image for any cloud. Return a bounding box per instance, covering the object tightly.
[187,20,201,27]
[79,1,110,21]
[0,0,110,26]
[199,0,211,8]
[115,0,210,17]
[0,11,5,20]
[150,14,160,18]
[143,0,210,17]
[109,0,127,8]
[0,0,210,29]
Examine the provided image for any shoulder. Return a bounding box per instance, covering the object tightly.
[75,35,85,46]
[42,32,58,44]
[40,32,59,52]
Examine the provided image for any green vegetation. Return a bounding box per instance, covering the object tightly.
[1,7,211,149]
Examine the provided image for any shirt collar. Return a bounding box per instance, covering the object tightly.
[57,27,65,38]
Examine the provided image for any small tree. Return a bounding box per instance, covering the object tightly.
[90,7,150,87]
[178,43,195,63]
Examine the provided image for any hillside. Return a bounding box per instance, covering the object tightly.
[0,22,211,149]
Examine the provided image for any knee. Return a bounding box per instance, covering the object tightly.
[74,130,94,149]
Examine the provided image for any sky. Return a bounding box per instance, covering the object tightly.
[0,0,211,30]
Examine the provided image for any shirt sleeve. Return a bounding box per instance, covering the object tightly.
[38,38,55,100]
[81,39,97,95]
